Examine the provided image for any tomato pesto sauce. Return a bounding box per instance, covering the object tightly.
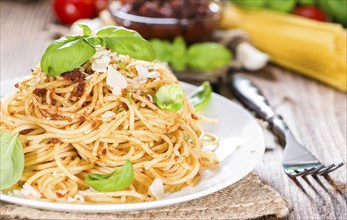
[119,0,215,19]
[110,0,221,43]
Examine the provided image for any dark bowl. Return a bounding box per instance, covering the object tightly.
[109,1,222,43]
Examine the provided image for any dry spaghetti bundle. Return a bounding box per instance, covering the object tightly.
[221,5,347,92]
[0,48,218,203]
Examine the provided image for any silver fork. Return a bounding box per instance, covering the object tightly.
[230,75,344,177]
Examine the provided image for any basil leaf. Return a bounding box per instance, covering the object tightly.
[96,26,155,61]
[41,36,96,76]
[297,0,315,5]
[188,81,212,112]
[150,39,172,63]
[187,42,232,71]
[85,160,134,192]
[76,23,92,36]
[154,84,184,112]
[232,0,266,8]
[0,132,25,190]
[266,0,296,13]
[85,36,106,47]
[170,36,187,72]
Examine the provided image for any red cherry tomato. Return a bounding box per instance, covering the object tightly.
[53,0,97,25]
[293,6,327,22]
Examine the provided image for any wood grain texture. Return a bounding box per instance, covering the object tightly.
[0,1,346,219]
[247,66,347,220]
[0,0,53,82]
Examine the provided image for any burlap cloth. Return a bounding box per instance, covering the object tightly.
[0,172,289,219]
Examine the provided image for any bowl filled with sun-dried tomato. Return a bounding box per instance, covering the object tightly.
[109,0,221,43]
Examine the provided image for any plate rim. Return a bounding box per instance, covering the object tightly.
[0,78,265,213]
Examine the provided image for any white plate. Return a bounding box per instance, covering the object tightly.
[0,78,265,213]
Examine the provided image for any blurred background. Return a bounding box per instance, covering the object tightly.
[1,0,346,94]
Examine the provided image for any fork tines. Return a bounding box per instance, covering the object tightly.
[288,162,344,177]
[314,163,344,175]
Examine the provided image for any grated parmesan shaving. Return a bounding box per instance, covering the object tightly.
[75,193,85,202]
[21,184,41,199]
[67,193,85,203]
[147,71,160,78]
[149,178,164,200]
[67,196,76,202]
[90,48,112,72]
[101,111,116,118]
[106,65,127,95]
[132,64,160,85]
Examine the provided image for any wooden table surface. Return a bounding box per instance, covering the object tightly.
[1,1,346,219]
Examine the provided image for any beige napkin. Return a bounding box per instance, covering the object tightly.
[0,172,289,219]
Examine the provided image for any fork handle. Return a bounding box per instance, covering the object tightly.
[230,74,289,142]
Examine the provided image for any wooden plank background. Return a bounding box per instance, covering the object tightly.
[0,0,346,219]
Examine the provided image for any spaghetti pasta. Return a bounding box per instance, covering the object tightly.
[0,48,218,203]
[220,5,347,92]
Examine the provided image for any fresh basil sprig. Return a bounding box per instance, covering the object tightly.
[85,160,134,192]
[77,23,106,47]
[188,81,212,112]
[40,25,155,76]
[41,35,96,76]
[77,23,92,36]
[0,132,25,190]
[96,26,155,61]
[150,39,172,63]
[150,37,232,72]
[154,84,184,112]
[187,42,232,71]
[171,37,187,72]
[150,37,188,72]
